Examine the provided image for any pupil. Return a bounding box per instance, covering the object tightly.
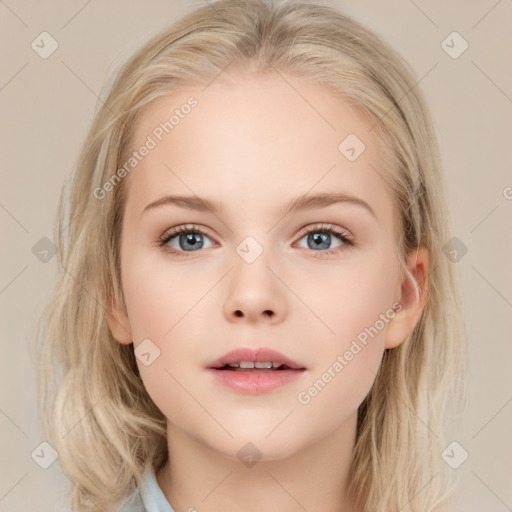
[309,232,330,250]
[180,233,203,251]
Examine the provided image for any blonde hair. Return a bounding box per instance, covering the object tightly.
[31,0,468,510]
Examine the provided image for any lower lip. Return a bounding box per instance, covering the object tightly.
[207,368,306,395]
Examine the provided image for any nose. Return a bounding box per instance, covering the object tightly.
[222,251,288,324]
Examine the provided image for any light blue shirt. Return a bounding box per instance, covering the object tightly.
[119,466,175,512]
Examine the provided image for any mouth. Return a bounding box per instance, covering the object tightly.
[207,347,307,394]
[213,362,301,372]
[207,346,306,371]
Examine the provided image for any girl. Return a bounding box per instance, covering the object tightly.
[33,0,468,510]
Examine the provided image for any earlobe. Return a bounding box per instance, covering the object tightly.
[106,296,133,345]
[384,246,429,350]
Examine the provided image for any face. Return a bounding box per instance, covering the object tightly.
[107,71,427,460]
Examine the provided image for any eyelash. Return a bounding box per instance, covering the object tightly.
[157,223,354,259]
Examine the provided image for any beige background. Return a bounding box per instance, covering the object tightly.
[1,0,511,510]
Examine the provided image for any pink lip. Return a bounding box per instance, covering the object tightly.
[207,367,305,395]
[206,347,307,395]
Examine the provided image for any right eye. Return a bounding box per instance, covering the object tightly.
[158,225,216,257]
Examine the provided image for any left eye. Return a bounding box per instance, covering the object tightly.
[295,226,351,252]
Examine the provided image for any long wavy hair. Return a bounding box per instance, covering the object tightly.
[31,0,468,510]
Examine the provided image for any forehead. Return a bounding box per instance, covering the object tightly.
[123,71,394,223]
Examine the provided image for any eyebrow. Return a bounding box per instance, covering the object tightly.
[142,192,376,218]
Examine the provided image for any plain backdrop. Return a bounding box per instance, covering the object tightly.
[1,0,511,510]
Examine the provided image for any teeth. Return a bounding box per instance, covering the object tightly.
[254,361,273,369]
[226,361,284,369]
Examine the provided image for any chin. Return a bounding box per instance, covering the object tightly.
[204,428,308,463]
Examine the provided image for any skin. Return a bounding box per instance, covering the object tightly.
[107,69,428,512]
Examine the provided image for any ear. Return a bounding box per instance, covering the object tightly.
[384,246,429,350]
[106,294,133,345]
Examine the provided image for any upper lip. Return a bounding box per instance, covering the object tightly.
[207,347,306,370]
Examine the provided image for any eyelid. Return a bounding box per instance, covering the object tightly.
[158,224,216,244]
[294,223,353,243]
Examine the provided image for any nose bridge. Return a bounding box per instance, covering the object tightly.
[222,234,287,323]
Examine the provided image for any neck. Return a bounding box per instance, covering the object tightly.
[156,412,362,512]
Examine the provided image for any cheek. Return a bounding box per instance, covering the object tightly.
[298,252,398,350]
[291,267,394,426]
[293,254,397,403]
[121,248,203,341]
[120,251,214,415]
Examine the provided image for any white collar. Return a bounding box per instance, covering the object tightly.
[139,466,175,512]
